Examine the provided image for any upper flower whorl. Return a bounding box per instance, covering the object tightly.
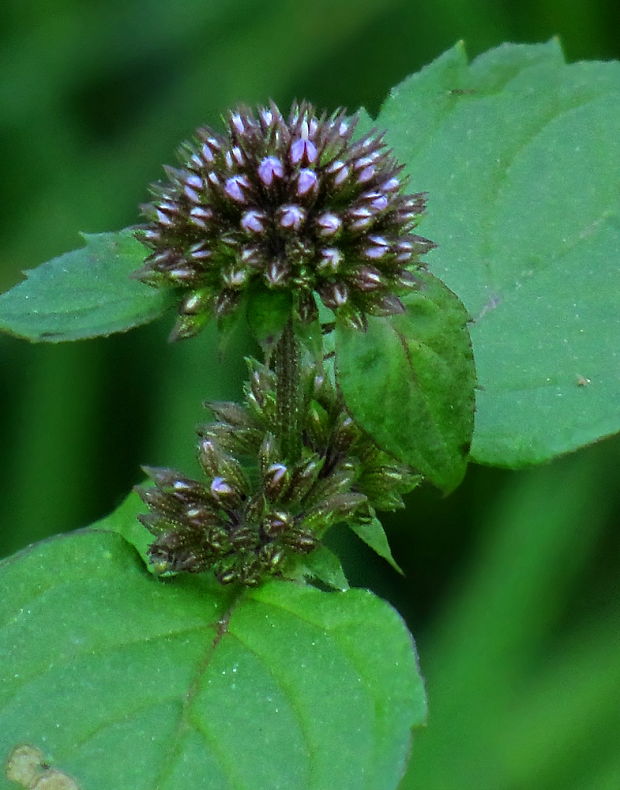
[135,101,435,338]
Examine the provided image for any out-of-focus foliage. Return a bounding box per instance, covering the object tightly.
[396,439,620,789]
[1,1,619,788]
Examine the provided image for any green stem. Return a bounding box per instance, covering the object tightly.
[274,319,302,463]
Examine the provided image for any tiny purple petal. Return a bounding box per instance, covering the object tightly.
[296,168,318,196]
[350,217,373,231]
[223,267,249,287]
[241,246,259,264]
[185,506,205,519]
[224,175,250,203]
[188,212,209,230]
[349,206,373,221]
[368,234,390,247]
[190,206,212,220]
[364,246,388,260]
[258,156,284,186]
[319,248,342,271]
[333,284,348,306]
[278,204,305,230]
[290,138,318,165]
[357,165,375,183]
[326,159,344,174]
[381,177,400,193]
[169,268,196,282]
[266,259,289,285]
[241,210,266,234]
[232,146,245,166]
[211,476,233,496]
[183,185,200,202]
[188,243,211,260]
[371,195,389,211]
[156,209,174,226]
[185,173,203,189]
[200,144,215,163]
[319,282,349,310]
[267,463,288,483]
[316,212,342,236]
[354,266,383,291]
[355,155,375,169]
[334,165,350,186]
[230,113,245,134]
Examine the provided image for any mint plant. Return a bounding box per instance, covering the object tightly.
[1,40,619,790]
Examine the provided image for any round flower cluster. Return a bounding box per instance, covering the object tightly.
[135,101,435,338]
[136,359,418,585]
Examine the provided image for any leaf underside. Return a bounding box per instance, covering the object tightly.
[378,40,620,467]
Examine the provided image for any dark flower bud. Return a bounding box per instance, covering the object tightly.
[137,353,422,586]
[258,432,281,475]
[263,462,289,500]
[204,400,253,427]
[262,510,293,537]
[368,293,406,316]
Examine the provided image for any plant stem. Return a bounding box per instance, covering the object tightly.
[274,319,302,464]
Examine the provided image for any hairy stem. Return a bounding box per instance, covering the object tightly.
[274,319,302,463]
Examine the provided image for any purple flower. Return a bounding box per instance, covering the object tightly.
[278,204,305,230]
[136,101,434,338]
[241,210,267,234]
[225,175,251,203]
[296,168,318,196]
[258,156,284,186]
[136,358,417,584]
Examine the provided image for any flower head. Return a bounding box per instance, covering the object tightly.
[135,101,435,339]
[136,358,418,585]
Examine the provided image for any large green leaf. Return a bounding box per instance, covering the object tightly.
[336,272,475,493]
[0,230,171,342]
[378,41,620,467]
[0,529,425,790]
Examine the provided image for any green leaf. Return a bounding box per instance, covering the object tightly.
[93,487,153,571]
[349,516,404,576]
[0,229,171,342]
[336,271,475,493]
[292,544,350,591]
[378,41,620,467]
[0,530,425,790]
[245,285,292,353]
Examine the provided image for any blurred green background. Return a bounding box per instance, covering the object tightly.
[1,1,619,788]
